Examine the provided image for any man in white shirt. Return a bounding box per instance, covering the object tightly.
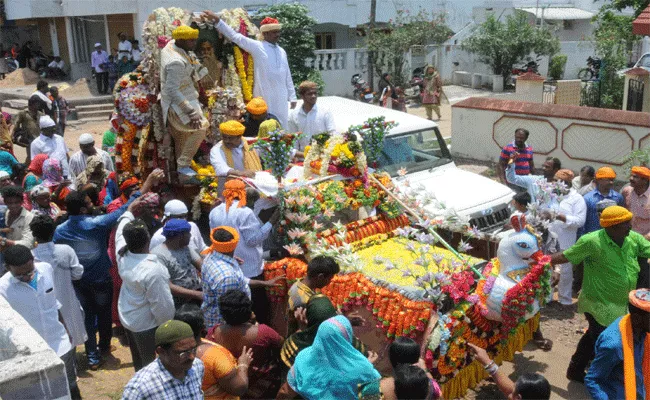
[131,40,142,65]
[288,80,336,153]
[31,115,70,177]
[69,133,114,178]
[117,32,132,60]
[115,202,175,371]
[0,245,81,399]
[91,43,109,94]
[208,179,279,324]
[149,199,207,252]
[548,169,587,306]
[46,56,65,79]
[204,12,297,127]
[210,120,262,178]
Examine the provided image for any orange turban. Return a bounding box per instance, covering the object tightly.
[595,167,616,180]
[632,166,650,180]
[223,179,247,211]
[246,97,268,115]
[600,205,633,228]
[202,226,240,255]
[554,169,575,182]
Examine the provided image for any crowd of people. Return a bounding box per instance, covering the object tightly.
[499,128,650,398]
[0,10,647,400]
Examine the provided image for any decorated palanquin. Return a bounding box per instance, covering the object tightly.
[264,171,552,399]
[110,7,258,184]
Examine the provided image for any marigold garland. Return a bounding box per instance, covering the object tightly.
[233,46,253,102]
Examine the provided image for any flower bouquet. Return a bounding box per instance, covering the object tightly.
[251,128,301,181]
[348,116,398,167]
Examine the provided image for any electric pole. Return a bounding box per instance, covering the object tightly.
[368,0,377,90]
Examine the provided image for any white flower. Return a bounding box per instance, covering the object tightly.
[283,243,304,255]
[287,228,308,240]
[398,167,408,177]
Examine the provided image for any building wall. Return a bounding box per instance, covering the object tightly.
[36,19,52,55]
[451,97,650,176]
[55,17,70,66]
[313,23,358,49]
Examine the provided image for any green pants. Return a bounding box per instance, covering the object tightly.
[424,104,441,119]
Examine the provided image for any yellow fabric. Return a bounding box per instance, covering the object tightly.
[246,97,268,115]
[220,120,246,136]
[258,119,280,139]
[222,140,262,173]
[202,226,240,255]
[618,314,650,400]
[441,314,539,400]
[600,205,633,228]
[632,166,650,180]
[596,166,617,180]
[172,25,199,40]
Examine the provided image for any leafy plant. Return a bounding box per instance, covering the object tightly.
[608,0,650,16]
[366,10,452,87]
[590,8,639,109]
[257,3,319,90]
[462,11,560,85]
[623,148,650,174]
[549,54,567,80]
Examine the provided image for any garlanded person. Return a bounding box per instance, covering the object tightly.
[210,120,263,178]
[585,288,650,399]
[205,12,297,127]
[122,320,205,399]
[160,25,209,179]
[69,133,115,178]
[175,303,252,400]
[208,289,284,398]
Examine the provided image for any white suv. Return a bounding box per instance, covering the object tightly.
[312,96,515,232]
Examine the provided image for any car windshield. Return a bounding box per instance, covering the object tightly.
[375,129,452,176]
[638,54,650,68]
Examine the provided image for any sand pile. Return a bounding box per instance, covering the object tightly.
[60,78,100,98]
[0,68,40,88]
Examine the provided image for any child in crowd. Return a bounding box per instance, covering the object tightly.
[106,56,118,93]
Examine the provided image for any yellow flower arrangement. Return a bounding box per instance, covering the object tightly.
[233,46,253,102]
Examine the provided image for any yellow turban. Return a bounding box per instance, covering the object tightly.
[632,166,650,180]
[219,120,245,136]
[595,167,616,180]
[600,205,633,228]
[172,25,199,40]
[258,119,280,139]
[246,97,268,115]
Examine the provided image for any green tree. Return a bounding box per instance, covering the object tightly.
[366,10,453,86]
[608,0,649,16]
[591,9,638,108]
[257,3,321,90]
[462,12,560,84]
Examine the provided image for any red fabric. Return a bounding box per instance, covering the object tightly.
[260,17,279,25]
[107,196,126,326]
[29,154,48,175]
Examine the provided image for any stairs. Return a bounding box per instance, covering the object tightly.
[70,103,114,122]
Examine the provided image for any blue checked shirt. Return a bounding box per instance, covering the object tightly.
[122,358,204,400]
[201,252,251,327]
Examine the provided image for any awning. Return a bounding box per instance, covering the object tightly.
[517,7,594,20]
[633,5,650,36]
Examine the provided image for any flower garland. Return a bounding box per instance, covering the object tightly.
[191,180,219,220]
[209,87,244,143]
[264,258,307,302]
[304,132,369,180]
[233,46,254,102]
[223,54,245,103]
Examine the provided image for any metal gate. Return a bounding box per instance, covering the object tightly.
[627,78,645,112]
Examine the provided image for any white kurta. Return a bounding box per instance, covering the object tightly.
[210,141,245,176]
[215,20,297,127]
[33,242,87,347]
[548,189,587,305]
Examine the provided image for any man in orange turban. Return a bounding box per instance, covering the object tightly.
[208,179,281,324]
[242,97,280,138]
[549,205,650,383]
[209,120,262,178]
[621,165,650,292]
[202,11,297,127]
[582,166,625,235]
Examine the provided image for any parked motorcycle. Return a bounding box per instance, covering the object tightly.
[510,59,540,86]
[404,67,425,102]
[578,56,601,80]
[351,73,374,103]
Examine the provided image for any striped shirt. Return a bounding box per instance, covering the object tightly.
[122,358,204,399]
[500,142,533,175]
[201,252,251,327]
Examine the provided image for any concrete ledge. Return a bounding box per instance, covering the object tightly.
[453,97,650,128]
[0,296,70,399]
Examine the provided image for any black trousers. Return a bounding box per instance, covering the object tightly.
[125,327,157,371]
[250,273,271,325]
[638,257,650,289]
[569,312,606,373]
[95,72,108,94]
[73,279,113,364]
